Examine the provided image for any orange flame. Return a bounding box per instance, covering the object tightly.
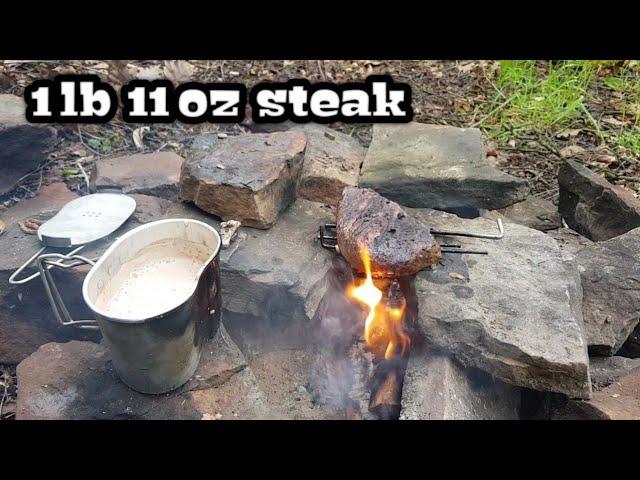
[346,245,410,360]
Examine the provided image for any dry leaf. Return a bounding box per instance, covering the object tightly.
[448,272,466,281]
[107,60,136,87]
[601,116,628,127]
[560,145,586,158]
[595,154,617,165]
[132,126,150,150]
[556,129,582,140]
[0,219,5,236]
[136,65,163,81]
[163,60,194,83]
[19,218,42,235]
[457,61,479,73]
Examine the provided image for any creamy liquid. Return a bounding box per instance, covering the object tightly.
[94,238,211,320]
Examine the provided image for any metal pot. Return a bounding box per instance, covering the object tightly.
[82,219,222,394]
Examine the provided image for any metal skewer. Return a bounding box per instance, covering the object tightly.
[318,219,503,256]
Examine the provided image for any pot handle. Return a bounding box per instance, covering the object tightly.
[36,253,100,330]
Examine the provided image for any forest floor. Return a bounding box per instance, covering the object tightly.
[1,60,639,208]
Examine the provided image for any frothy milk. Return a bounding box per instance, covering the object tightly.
[95,238,211,320]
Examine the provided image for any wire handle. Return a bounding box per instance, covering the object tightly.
[36,253,100,330]
[9,245,86,285]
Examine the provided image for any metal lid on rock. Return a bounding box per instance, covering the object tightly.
[37,193,136,248]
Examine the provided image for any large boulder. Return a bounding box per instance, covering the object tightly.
[0,94,57,196]
[16,325,275,420]
[92,152,184,201]
[400,346,521,420]
[558,159,640,241]
[220,199,335,354]
[575,227,640,355]
[359,123,529,212]
[336,187,441,277]
[180,131,307,229]
[411,208,591,398]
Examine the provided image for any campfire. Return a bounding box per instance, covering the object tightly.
[347,246,409,361]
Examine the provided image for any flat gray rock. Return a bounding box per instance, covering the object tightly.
[572,367,640,420]
[220,199,335,354]
[180,131,307,229]
[485,197,561,232]
[590,356,640,387]
[92,152,184,201]
[16,325,274,420]
[546,227,593,256]
[575,227,640,355]
[0,184,94,364]
[359,123,529,211]
[559,159,640,241]
[0,94,57,196]
[0,190,183,364]
[400,347,521,420]
[411,208,591,398]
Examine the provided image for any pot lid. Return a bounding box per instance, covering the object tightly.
[37,193,136,247]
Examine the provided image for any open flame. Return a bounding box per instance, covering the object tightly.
[346,245,410,360]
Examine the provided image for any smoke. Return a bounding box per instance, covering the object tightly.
[306,256,376,417]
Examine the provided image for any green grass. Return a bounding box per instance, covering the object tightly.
[477,60,640,159]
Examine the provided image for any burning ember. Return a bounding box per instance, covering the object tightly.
[346,245,410,360]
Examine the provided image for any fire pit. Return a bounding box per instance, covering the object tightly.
[309,187,505,419]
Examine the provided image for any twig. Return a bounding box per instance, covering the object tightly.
[77,125,102,156]
[470,95,513,128]
[317,60,327,81]
[76,161,90,192]
[219,60,226,81]
[0,378,7,418]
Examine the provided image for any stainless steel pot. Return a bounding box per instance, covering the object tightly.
[82,219,222,394]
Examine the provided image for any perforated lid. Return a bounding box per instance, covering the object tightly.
[37,193,136,247]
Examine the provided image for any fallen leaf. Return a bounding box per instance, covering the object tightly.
[132,126,150,150]
[556,129,582,140]
[136,65,163,81]
[595,154,617,165]
[106,60,136,87]
[560,145,586,158]
[0,219,5,236]
[19,218,42,235]
[163,60,194,83]
[457,61,479,73]
[601,116,628,127]
[448,272,466,281]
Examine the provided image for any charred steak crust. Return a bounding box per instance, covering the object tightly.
[336,187,441,277]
